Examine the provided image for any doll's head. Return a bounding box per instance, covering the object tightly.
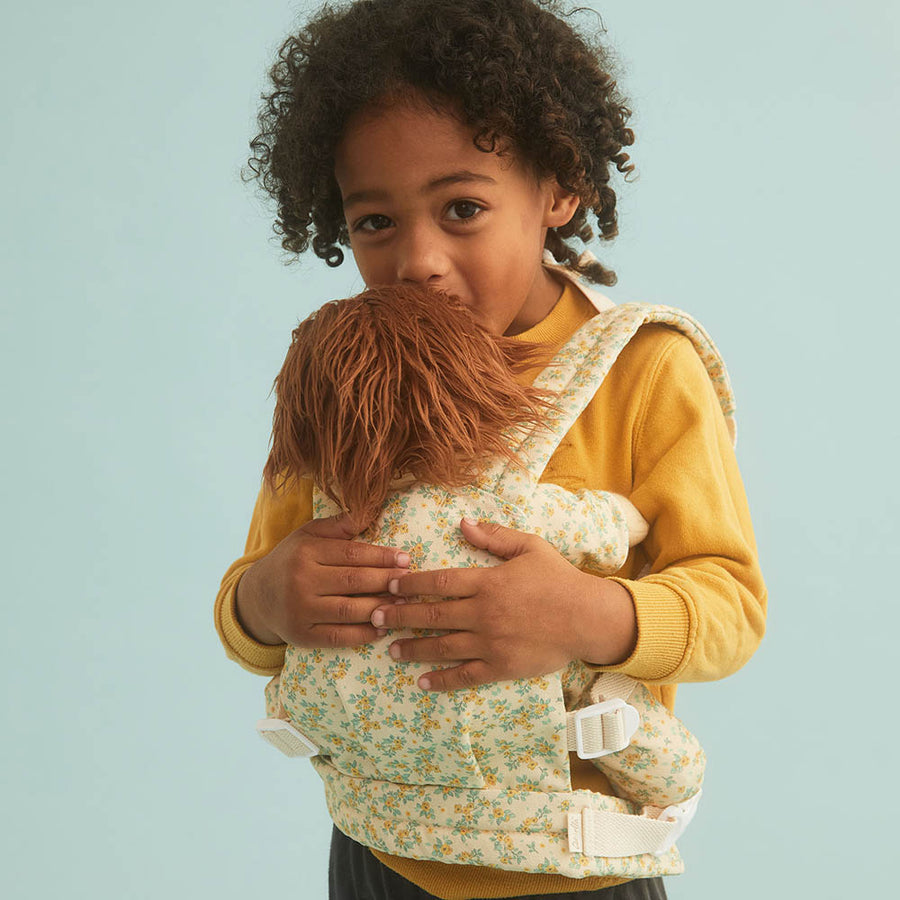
[245,0,635,286]
[263,284,555,522]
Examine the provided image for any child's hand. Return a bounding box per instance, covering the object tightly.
[370,518,638,691]
[235,513,412,648]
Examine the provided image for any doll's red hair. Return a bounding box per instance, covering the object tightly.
[264,285,555,523]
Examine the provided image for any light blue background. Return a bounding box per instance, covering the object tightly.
[2,1,897,897]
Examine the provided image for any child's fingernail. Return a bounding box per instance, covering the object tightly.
[396,551,411,567]
[462,516,479,526]
[389,642,401,659]
[388,578,400,594]
[375,628,388,637]
[372,609,385,627]
[418,676,432,690]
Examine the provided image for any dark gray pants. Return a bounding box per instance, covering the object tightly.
[329,826,668,900]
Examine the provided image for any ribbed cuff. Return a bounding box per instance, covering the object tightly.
[592,578,691,682]
[218,578,286,676]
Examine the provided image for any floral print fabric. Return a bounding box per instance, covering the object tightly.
[264,304,733,877]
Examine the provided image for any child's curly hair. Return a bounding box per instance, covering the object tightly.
[245,0,635,286]
[264,284,555,522]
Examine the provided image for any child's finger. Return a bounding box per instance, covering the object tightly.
[309,593,396,625]
[415,661,494,693]
[459,517,541,559]
[305,621,383,649]
[313,538,411,570]
[371,596,475,631]
[314,565,412,599]
[388,565,482,600]
[387,630,475,664]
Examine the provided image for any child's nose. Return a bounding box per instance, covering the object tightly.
[395,224,450,285]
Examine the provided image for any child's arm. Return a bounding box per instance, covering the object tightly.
[370,327,766,690]
[214,477,411,674]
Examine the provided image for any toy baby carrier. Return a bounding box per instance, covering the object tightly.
[258,301,736,879]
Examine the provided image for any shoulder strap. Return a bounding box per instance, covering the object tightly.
[541,254,616,314]
[485,298,736,498]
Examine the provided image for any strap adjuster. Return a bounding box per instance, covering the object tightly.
[572,698,640,759]
[256,718,319,758]
[652,790,702,855]
[567,790,703,859]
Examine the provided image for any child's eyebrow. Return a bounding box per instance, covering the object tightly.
[342,171,497,208]
[427,171,497,191]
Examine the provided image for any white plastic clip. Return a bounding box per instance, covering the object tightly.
[256,718,319,758]
[573,698,640,759]
[652,790,702,856]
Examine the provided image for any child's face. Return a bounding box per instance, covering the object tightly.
[334,97,578,336]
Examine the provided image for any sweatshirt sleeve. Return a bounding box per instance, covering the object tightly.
[600,329,767,684]
[213,477,314,676]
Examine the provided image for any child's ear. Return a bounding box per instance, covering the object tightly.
[543,181,580,228]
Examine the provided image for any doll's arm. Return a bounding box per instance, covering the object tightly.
[582,676,706,808]
[526,484,648,575]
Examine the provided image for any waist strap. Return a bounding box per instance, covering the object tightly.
[568,791,702,858]
[315,758,696,874]
[258,673,641,762]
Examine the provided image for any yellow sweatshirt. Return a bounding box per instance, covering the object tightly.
[214,280,767,899]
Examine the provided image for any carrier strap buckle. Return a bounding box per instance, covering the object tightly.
[567,790,702,858]
[567,698,640,759]
[256,718,319,758]
[652,791,702,855]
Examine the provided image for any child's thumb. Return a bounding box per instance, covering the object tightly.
[303,511,371,540]
[459,517,533,559]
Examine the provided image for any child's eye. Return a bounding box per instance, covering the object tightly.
[354,214,393,233]
[446,200,484,222]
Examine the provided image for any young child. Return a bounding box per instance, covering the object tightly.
[215,2,767,898]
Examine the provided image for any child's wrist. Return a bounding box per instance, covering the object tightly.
[234,567,283,646]
[575,573,638,666]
